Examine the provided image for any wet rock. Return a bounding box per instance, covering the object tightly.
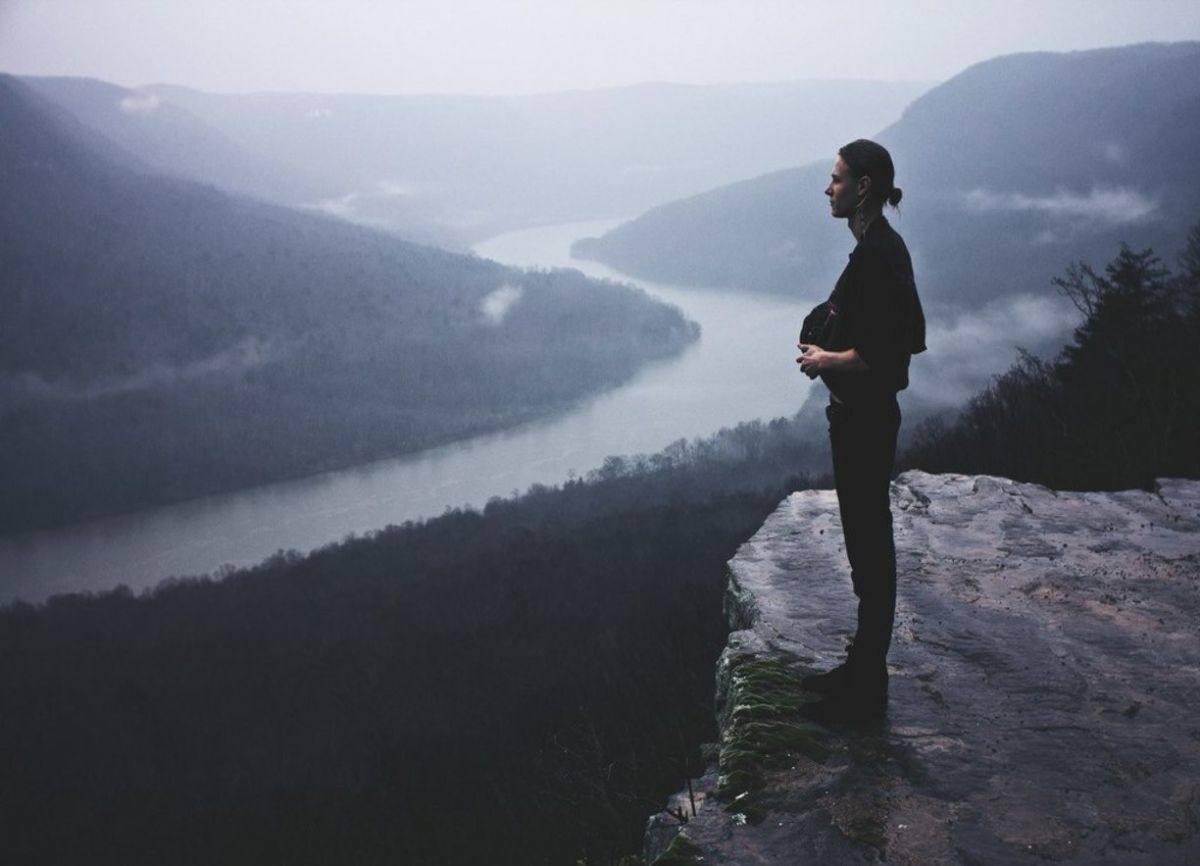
[650,471,1200,864]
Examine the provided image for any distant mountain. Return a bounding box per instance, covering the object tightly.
[23,76,337,204]
[135,79,929,244]
[22,76,464,248]
[574,43,1200,314]
[0,75,696,533]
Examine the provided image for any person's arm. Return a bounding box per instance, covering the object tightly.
[797,344,869,378]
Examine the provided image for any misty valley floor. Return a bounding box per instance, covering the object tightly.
[650,471,1200,864]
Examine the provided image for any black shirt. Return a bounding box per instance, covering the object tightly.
[801,215,926,406]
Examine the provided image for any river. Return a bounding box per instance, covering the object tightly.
[0,219,816,603]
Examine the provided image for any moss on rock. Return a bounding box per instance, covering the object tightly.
[717,651,827,812]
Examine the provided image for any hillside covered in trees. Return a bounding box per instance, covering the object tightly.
[903,226,1200,490]
[0,417,817,865]
[0,75,696,534]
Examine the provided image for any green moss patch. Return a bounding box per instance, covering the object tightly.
[717,652,827,812]
[651,833,704,864]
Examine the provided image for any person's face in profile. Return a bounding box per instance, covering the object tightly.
[825,156,864,219]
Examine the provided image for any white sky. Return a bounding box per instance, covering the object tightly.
[2,0,1199,95]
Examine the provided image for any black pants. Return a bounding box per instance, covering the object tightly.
[827,397,901,669]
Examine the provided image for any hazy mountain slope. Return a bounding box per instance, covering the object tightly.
[575,164,836,294]
[0,75,696,533]
[574,43,1200,312]
[142,79,929,244]
[22,76,337,205]
[21,76,467,248]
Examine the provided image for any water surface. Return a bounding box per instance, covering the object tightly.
[0,219,816,602]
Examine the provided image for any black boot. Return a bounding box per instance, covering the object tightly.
[800,641,858,696]
[799,662,888,726]
[800,661,854,696]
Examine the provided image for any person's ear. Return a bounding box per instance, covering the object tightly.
[857,174,872,199]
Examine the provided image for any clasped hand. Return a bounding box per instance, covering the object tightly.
[797,342,826,379]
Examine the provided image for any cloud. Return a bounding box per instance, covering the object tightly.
[479,283,523,325]
[6,338,275,402]
[911,293,1080,407]
[300,191,407,230]
[118,92,160,115]
[963,187,1158,225]
[306,192,360,219]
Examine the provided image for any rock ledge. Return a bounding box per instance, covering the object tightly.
[644,470,1200,865]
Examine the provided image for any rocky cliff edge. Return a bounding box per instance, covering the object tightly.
[644,470,1200,865]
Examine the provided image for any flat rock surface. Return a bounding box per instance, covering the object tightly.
[669,470,1200,864]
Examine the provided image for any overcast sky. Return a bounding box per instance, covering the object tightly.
[3,0,1200,95]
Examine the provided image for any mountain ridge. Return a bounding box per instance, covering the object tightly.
[126,77,929,244]
[574,41,1200,313]
[22,75,340,207]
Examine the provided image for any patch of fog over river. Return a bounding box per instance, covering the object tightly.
[0,219,815,604]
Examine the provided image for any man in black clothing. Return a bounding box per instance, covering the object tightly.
[797,139,926,723]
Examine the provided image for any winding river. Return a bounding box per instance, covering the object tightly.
[0,219,816,603]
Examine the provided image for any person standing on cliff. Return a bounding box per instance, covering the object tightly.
[796,139,926,724]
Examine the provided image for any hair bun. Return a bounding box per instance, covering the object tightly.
[887,187,903,207]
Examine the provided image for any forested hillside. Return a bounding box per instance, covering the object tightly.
[0,416,817,865]
[22,76,338,207]
[574,43,1200,315]
[0,75,696,533]
[903,227,1200,490]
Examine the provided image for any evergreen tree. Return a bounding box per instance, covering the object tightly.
[905,228,1200,489]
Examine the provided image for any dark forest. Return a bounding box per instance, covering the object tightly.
[0,417,816,865]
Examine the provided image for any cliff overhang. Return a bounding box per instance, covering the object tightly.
[645,470,1200,863]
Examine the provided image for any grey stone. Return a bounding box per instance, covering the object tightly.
[645,471,1200,864]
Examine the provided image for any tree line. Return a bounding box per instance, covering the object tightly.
[902,225,1200,490]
